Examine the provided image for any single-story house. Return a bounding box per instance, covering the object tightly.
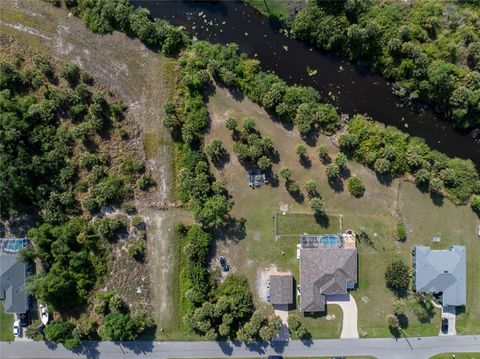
[299,232,357,312]
[414,245,466,307]
[0,253,28,314]
[269,272,294,306]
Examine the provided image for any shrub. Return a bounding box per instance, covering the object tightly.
[137,175,156,190]
[257,156,272,170]
[121,202,136,214]
[279,167,292,180]
[335,153,348,167]
[317,144,329,160]
[286,180,300,194]
[205,139,224,161]
[304,180,318,198]
[325,163,340,179]
[121,160,145,176]
[287,314,310,339]
[225,117,238,131]
[396,222,407,242]
[58,63,80,85]
[310,197,325,214]
[127,240,146,260]
[296,144,307,157]
[347,176,365,197]
[385,260,410,293]
[471,195,480,214]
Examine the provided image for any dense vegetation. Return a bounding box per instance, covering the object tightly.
[0,53,151,345]
[291,0,480,129]
[339,115,479,203]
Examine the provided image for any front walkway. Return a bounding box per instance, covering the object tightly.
[326,293,359,338]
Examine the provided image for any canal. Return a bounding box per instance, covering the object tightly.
[133,0,479,166]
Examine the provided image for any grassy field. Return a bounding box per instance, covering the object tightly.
[430,354,480,359]
[294,305,343,339]
[0,303,14,342]
[246,0,290,21]
[275,213,342,237]
[205,85,480,339]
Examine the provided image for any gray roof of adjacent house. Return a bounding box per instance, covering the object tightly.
[269,273,293,305]
[300,247,357,312]
[0,253,27,314]
[414,245,466,307]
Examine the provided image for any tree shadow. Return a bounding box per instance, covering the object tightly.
[72,341,100,359]
[218,341,234,355]
[212,151,231,170]
[286,182,304,203]
[214,217,247,242]
[119,341,154,355]
[270,150,281,164]
[397,313,409,329]
[314,213,330,228]
[375,173,393,186]
[339,166,351,180]
[267,171,279,188]
[299,155,312,169]
[327,178,344,192]
[429,192,444,207]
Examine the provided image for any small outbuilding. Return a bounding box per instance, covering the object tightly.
[247,170,267,188]
[269,272,294,306]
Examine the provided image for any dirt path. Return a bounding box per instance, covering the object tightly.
[1,0,180,336]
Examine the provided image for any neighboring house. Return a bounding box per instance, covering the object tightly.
[269,272,294,306]
[414,245,466,307]
[0,238,29,314]
[299,231,357,312]
[0,253,27,314]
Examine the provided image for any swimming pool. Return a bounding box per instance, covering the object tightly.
[0,238,28,252]
[320,235,340,246]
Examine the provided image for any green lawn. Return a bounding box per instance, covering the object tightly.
[430,354,480,359]
[294,305,343,339]
[246,0,290,21]
[0,302,14,342]
[276,212,342,236]
[205,85,480,339]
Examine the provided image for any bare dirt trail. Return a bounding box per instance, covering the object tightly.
[0,0,181,337]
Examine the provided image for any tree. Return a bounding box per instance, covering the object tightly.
[193,194,233,228]
[279,167,292,180]
[243,118,256,133]
[288,314,310,339]
[206,139,225,161]
[310,197,325,215]
[259,316,282,341]
[296,144,307,157]
[304,180,319,198]
[225,117,238,131]
[471,195,480,214]
[347,176,365,197]
[429,177,444,195]
[335,153,348,168]
[58,63,80,85]
[127,240,146,260]
[374,158,391,174]
[325,163,340,180]
[385,260,410,293]
[257,156,272,170]
[317,144,329,161]
[100,313,140,341]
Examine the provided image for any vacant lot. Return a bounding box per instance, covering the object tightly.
[0,0,180,338]
[206,85,480,338]
[276,213,342,237]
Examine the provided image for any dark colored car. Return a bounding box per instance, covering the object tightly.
[219,256,229,271]
[267,356,283,359]
[18,312,28,327]
[441,317,448,333]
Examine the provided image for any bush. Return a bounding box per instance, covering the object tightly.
[137,175,156,191]
[335,153,348,167]
[471,195,480,214]
[225,117,238,131]
[127,240,146,260]
[310,197,325,214]
[325,163,340,179]
[58,63,80,85]
[121,160,145,176]
[206,139,225,161]
[304,180,319,198]
[296,144,307,157]
[287,314,310,339]
[279,167,292,180]
[396,222,407,242]
[347,176,365,197]
[385,260,410,293]
[317,144,329,160]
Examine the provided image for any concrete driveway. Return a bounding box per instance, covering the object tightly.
[273,304,290,341]
[440,305,457,336]
[326,293,359,338]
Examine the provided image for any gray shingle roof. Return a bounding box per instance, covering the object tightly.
[0,253,27,314]
[300,247,357,312]
[414,245,466,307]
[269,273,293,305]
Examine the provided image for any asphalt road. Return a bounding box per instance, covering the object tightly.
[1,336,479,359]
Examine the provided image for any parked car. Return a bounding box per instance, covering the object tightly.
[39,304,49,325]
[219,256,229,271]
[13,320,20,337]
[441,317,449,333]
[268,356,283,359]
[18,312,28,327]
